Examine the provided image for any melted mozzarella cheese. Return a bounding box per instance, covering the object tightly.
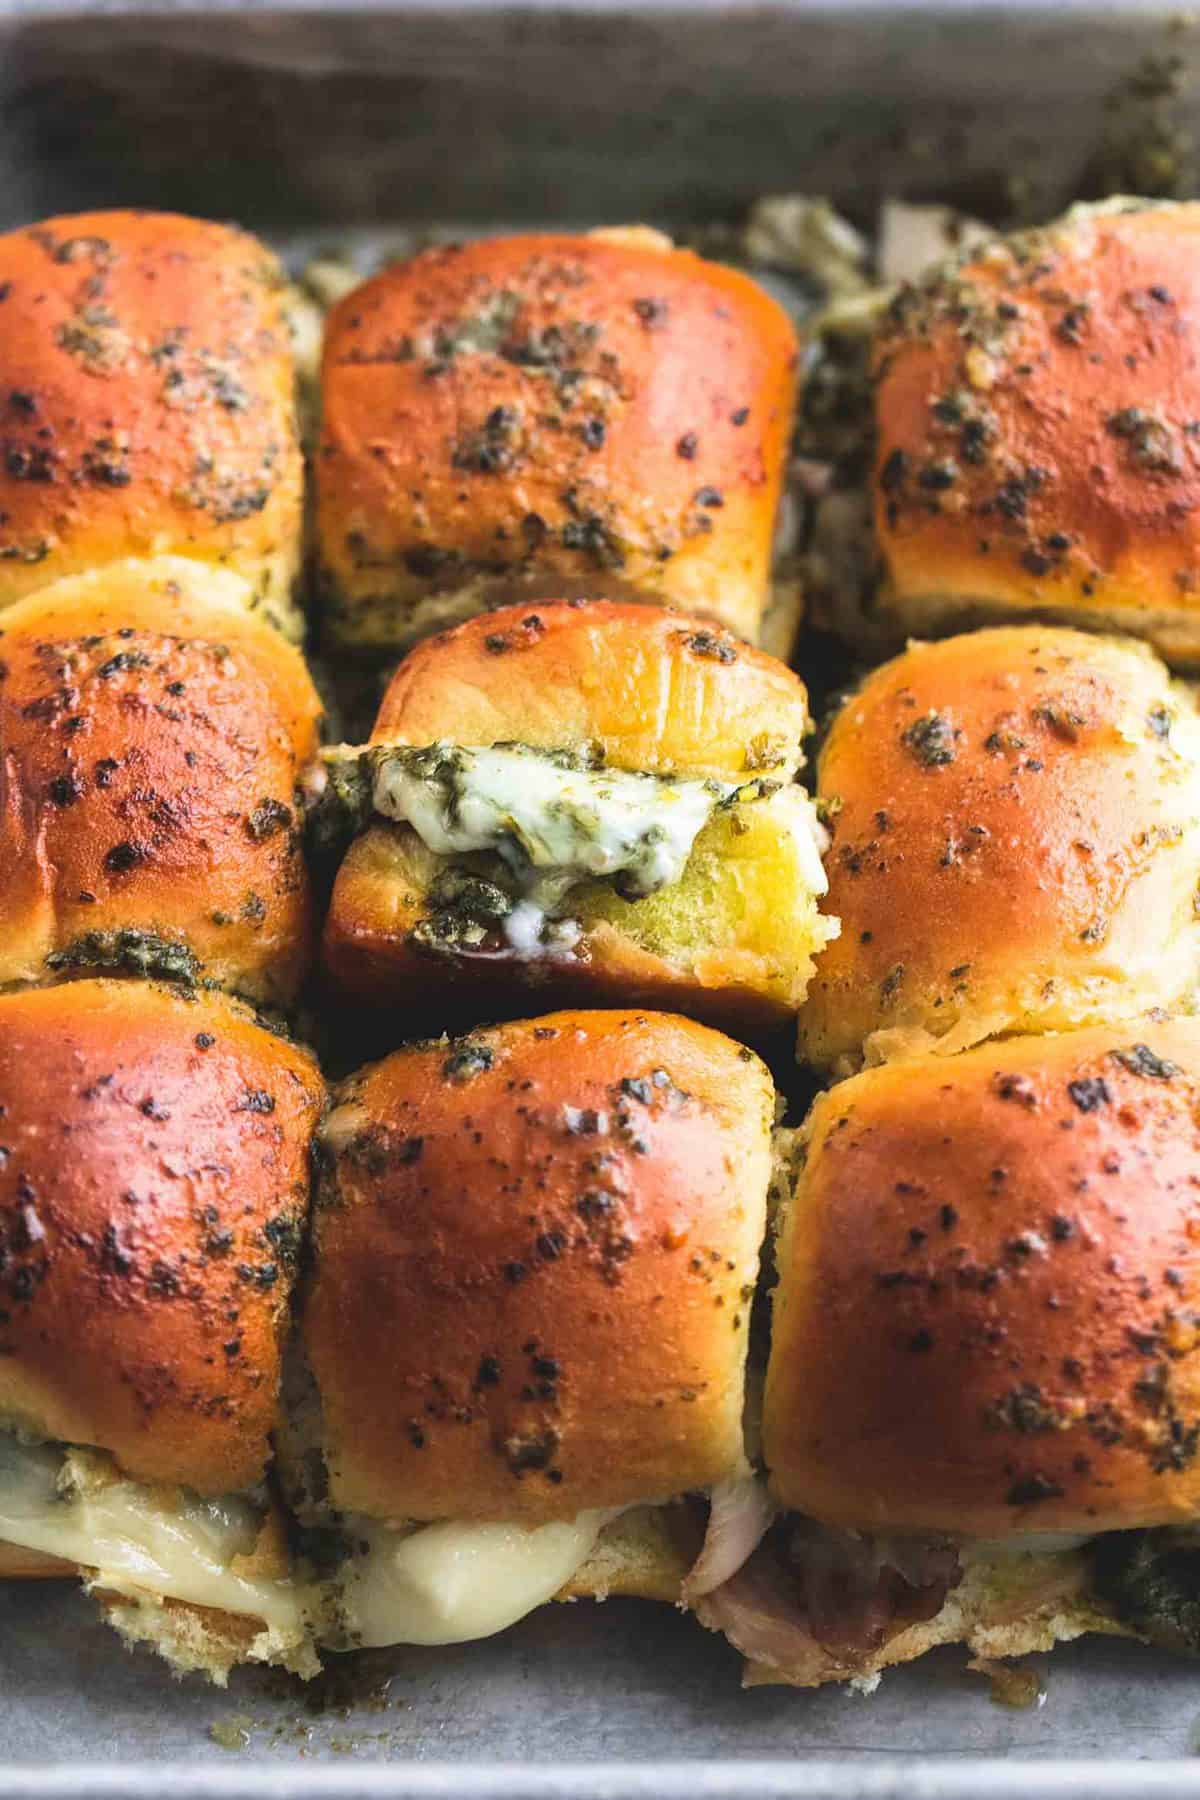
[369,742,831,956]
[335,1511,606,1648]
[372,744,735,914]
[0,1438,308,1633]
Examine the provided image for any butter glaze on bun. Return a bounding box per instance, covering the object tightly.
[317,232,798,648]
[0,979,323,1495]
[767,1019,1200,1539]
[306,1010,772,1525]
[799,625,1200,1071]
[0,558,321,1005]
[872,201,1200,665]
[368,599,811,780]
[0,211,303,636]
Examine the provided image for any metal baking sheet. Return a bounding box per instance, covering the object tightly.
[5,1,1200,1791]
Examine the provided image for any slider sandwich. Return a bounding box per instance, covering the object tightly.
[287,1010,773,1649]
[317,600,837,1034]
[317,229,798,650]
[872,199,1200,666]
[699,1020,1200,1688]
[799,625,1200,1072]
[0,558,322,1006]
[0,210,304,638]
[0,979,324,1682]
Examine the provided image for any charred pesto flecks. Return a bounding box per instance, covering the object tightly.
[0,214,303,633]
[317,235,798,647]
[0,593,318,1008]
[315,741,819,956]
[865,202,1200,659]
[45,928,202,989]
[1090,1528,1200,1654]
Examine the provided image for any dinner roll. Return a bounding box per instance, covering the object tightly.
[0,558,321,1006]
[798,626,1200,1071]
[317,231,798,649]
[0,979,322,1493]
[0,979,324,1681]
[0,211,303,637]
[872,200,1200,665]
[766,1019,1200,1539]
[319,601,835,1035]
[304,1011,771,1531]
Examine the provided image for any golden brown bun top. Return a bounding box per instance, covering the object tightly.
[0,559,322,1005]
[0,210,301,610]
[318,232,798,642]
[370,600,811,779]
[306,1010,773,1523]
[0,979,323,1495]
[0,558,321,749]
[873,202,1200,634]
[799,625,1200,1068]
[767,1019,1200,1537]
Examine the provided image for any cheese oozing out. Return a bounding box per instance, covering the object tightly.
[365,742,827,953]
[333,1510,607,1649]
[0,1436,308,1634]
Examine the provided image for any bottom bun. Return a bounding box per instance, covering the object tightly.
[99,1591,319,1686]
[323,798,832,1041]
[558,1505,694,1606]
[695,1539,1127,1691]
[0,1542,73,1579]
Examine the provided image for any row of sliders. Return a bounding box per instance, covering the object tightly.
[5,984,1200,1689]
[6,198,1200,1704]
[0,571,826,1029]
[0,213,798,652]
[2,569,1193,1056]
[12,202,1200,669]
[312,199,1200,669]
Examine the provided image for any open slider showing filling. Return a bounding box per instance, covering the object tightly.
[284,1010,773,1649]
[316,600,837,1035]
[0,979,325,1682]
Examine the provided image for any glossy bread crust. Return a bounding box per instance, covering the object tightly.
[0,980,324,1495]
[0,211,303,636]
[0,559,322,1005]
[368,599,811,778]
[799,626,1200,1069]
[317,233,798,647]
[873,202,1200,665]
[766,1020,1200,1537]
[307,1011,772,1523]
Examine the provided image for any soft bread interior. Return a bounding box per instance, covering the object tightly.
[100,1589,319,1686]
[559,1506,693,1605]
[335,779,835,1021]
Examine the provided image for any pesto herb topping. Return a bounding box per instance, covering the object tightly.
[45,928,201,988]
[316,739,813,957]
